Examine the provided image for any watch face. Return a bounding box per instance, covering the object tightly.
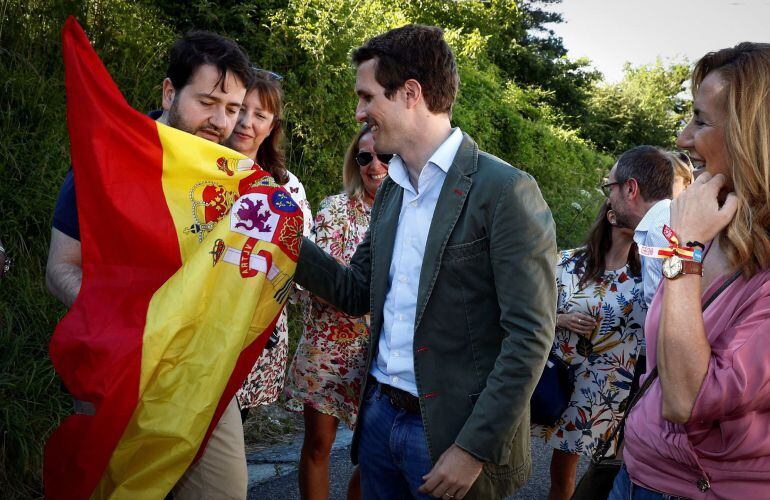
[663,255,683,279]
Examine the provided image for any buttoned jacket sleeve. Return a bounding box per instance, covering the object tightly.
[454,171,557,463]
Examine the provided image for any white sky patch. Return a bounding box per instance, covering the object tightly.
[548,0,770,82]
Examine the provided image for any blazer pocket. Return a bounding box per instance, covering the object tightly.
[443,236,489,262]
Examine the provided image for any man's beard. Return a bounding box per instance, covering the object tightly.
[612,206,635,230]
[167,98,224,144]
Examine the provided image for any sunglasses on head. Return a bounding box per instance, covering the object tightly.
[251,66,284,81]
[356,151,393,167]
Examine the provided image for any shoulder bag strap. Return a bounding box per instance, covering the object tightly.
[592,269,742,463]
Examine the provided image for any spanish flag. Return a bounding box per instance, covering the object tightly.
[44,18,303,499]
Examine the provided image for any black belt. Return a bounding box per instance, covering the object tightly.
[376,380,421,413]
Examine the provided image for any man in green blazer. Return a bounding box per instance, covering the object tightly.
[295,25,557,500]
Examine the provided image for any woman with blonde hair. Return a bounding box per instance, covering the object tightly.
[286,125,390,500]
[611,43,770,499]
[669,151,694,198]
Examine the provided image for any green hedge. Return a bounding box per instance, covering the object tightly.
[1,0,610,496]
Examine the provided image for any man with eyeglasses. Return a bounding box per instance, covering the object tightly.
[46,31,253,499]
[294,25,556,500]
[603,145,675,399]
[603,145,676,309]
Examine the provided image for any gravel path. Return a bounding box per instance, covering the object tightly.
[248,433,589,499]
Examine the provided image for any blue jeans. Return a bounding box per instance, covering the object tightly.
[609,465,687,500]
[358,383,435,500]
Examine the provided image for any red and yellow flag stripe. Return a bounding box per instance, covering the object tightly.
[45,18,302,499]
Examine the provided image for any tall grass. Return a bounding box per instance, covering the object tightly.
[2,1,72,497]
[0,1,172,497]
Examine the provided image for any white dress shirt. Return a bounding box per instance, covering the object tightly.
[370,128,464,396]
[633,198,671,309]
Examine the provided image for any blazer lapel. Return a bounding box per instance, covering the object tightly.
[369,179,402,351]
[414,134,477,332]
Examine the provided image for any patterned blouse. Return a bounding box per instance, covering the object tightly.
[533,249,646,456]
[236,170,313,409]
[285,192,372,428]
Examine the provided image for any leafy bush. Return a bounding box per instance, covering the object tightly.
[0,1,173,497]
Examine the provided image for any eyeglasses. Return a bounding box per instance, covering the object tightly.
[251,66,283,81]
[356,151,394,167]
[600,181,622,197]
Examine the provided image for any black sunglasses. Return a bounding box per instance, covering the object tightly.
[251,66,284,81]
[356,151,393,167]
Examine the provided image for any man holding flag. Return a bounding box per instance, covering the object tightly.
[47,32,252,308]
[46,25,273,499]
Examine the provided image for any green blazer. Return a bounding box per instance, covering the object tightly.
[295,133,556,498]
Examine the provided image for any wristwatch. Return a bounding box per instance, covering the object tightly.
[662,255,702,279]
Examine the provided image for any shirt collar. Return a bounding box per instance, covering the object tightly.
[388,127,463,192]
[427,127,463,174]
[635,198,671,233]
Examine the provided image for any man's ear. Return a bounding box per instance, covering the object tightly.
[402,79,422,109]
[161,78,176,111]
[625,177,640,200]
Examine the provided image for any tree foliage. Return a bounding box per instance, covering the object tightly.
[583,60,691,154]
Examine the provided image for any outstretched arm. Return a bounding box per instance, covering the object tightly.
[294,191,383,317]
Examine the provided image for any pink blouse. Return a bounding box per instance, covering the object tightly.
[624,268,770,498]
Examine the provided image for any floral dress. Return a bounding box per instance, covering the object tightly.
[236,170,313,409]
[284,192,371,428]
[533,249,646,456]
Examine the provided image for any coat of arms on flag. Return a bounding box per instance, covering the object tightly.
[45,17,303,499]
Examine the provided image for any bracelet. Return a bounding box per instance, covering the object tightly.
[662,225,701,261]
[686,240,705,251]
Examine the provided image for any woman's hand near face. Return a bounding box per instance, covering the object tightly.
[557,312,597,335]
[671,172,738,244]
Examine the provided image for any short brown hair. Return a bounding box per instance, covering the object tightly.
[167,31,252,92]
[351,25,459,115]
[615,145,674,202]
